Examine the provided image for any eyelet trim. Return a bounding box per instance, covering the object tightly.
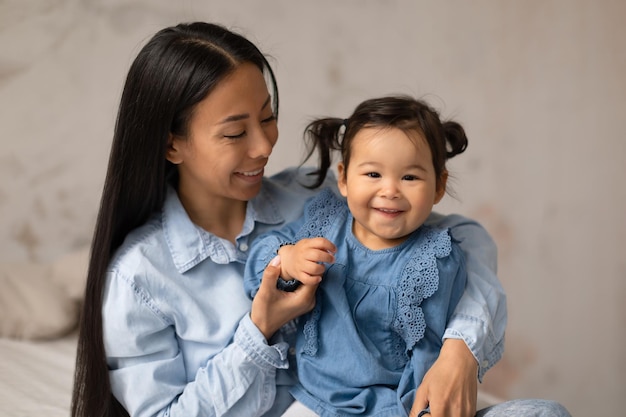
[390,227,451,365]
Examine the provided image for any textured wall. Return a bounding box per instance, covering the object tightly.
[1,0,624,415]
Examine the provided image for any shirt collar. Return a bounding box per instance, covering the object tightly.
[162,182,285,273]
[248,183,285,226]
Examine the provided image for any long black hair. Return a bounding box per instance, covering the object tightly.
[71,22,279,417]
[303,95,468,189]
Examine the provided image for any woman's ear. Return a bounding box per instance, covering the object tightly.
[337,162,348,197]
[166,134,183,164]
[434,170,448,204]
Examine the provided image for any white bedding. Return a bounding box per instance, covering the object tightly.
[0,333,77,417]
[0,333,314,417]
[0,332,501,417]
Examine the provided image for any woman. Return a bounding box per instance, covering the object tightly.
[71,21,566,417]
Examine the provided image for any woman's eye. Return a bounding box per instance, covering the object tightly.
[261,114,276,124]
[224,131,246,139]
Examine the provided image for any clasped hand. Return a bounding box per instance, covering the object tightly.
[277,237,336,284]
[250,238,336,340]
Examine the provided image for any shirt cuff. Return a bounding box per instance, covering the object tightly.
[235,314,290,370]
[443,325,504,382]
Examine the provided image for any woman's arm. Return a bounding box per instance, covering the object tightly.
[103,267,297,417]
[415,213,507,417]
[424,212,506,377]
[410,338,479,417]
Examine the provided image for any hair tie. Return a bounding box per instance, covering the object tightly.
[342,118,348,127]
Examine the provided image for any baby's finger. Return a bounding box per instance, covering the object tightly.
[308,237,337,254]
[301,262,328,278]
[309,249,335,265]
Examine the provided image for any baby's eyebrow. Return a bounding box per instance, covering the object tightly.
[408,163,428,173]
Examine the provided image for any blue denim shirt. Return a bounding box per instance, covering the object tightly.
[101,167,505,417]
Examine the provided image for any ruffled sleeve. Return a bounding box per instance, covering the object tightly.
[294,188,346,240]
[295,188,347,356]
[244,189,345,299]
[391,227,452,361]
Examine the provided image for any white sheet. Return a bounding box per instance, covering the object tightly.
[0,334,77,417]
[0,333,500,416]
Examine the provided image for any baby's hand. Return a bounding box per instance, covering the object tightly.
[277,238,336,289]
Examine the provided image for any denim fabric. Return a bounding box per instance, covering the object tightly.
[406,399,571,417]
[426,213,507,380]
[476,399,572,417]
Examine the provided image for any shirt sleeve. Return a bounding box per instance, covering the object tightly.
[425,213,507,381]
[104,271,290,417]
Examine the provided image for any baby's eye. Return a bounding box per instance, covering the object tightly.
[402,175,418,181]
[366,172,381,178]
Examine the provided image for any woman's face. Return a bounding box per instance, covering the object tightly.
[167,63,278,207]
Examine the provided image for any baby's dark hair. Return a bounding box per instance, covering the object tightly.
[302,95,468,189]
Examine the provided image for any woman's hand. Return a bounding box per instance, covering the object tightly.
[250,255,321,340]
[410,339,478,417]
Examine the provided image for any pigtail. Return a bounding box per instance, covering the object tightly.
[443,120,468,159]
[302,117,344,188]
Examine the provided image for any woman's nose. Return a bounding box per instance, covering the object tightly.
[249,128,274,159]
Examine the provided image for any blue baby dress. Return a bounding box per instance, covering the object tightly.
[245,188,467,417]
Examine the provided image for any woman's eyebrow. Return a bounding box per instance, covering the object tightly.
[218,95,271,124]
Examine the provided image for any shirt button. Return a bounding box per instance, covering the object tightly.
[239,243,249,252]
[289,347,296,355]
[482,360,489,368]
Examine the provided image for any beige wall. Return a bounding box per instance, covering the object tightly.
[1,0,624,415]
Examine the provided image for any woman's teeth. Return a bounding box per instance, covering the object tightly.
[239,168,263,176]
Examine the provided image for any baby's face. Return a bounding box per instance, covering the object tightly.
[337,127,444,250]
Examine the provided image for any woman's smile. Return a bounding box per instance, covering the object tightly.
[234,167,265,183]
